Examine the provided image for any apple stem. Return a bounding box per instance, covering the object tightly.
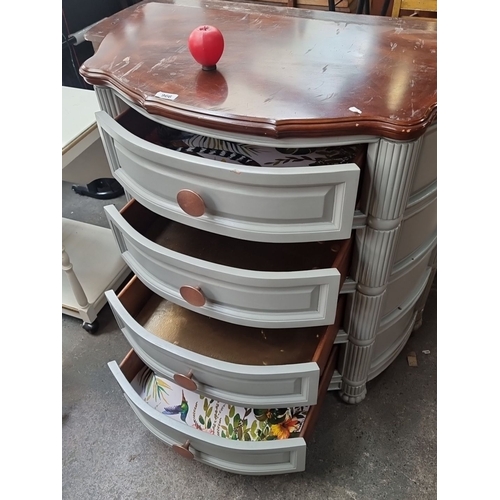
[202,64,217,71]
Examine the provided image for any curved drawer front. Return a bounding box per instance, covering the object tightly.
[96,110,359,243]
[383,246,434,317]
[105,289,322,407]
[105,204,342,328]
[410,124,437,196]
[108,360,306,475]
[369,308,416,381]
[394,197,437,265]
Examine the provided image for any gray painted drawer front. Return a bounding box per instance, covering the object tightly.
[108,358,307,475]
[383,247,434,317]
[410,124,437,196]
[96,110,359,242]
[104,275,343,407]
[105,203,348,329]
[393,197,437,266]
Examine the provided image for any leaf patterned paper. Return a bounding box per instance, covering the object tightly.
[131,366,309,442]
[154,124,359,168]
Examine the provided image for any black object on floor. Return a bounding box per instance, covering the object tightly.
[72,178,124,200]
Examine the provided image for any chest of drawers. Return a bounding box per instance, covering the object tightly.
[80,0,437,474]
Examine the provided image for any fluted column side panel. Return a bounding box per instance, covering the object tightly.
[95,86,128,117]
[347,291,385,342]
[97,127,120,175]
[368,138,422,220]
[106,218,127,254]
[340,381,368,399]
[340,343,374,397]
[356,227,399,288]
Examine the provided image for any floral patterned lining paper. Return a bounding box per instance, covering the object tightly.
[131,366,309,441]
[155,125,358,168]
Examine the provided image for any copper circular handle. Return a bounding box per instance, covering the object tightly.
[177,189,205,217]
[172,440,194,460]
[180,285,206,307]
[173,370,198,391]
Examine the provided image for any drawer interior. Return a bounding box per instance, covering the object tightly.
[119,275,345,370]
[121,198,352,275]
[116,107,366,170]
[118,344,338,443]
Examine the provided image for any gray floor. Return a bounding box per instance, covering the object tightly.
[62,181,437,500]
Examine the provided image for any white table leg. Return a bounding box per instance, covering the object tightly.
[62,246,99,333]
[62,246,89,308]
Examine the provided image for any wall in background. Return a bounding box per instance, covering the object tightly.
[62,0,138,89]
[370,0,394,16]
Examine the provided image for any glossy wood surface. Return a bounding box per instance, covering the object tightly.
[81,0,437,140]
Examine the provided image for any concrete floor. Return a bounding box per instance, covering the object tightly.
[62,181,437,500]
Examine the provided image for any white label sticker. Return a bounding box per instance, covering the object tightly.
[155,91,178,101]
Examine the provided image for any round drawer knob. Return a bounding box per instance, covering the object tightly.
[172,440,194,460]
[180,285,206,307]
[177,189,205,217]
[173,370,198,391]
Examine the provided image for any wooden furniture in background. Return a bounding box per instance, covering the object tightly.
[62,86,130,333]
[227,0,357,13]
[392,0,437,18]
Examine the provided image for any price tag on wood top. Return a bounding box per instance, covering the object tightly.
[155,91,178,101]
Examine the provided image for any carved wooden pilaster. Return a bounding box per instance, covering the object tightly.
[340,342,375,403]
[105,216,127,254]
[353,226,400,289]
[340,288,386,403]
[97,124,120,175]
[95,88,132,202]
[341,138,423,404]
[95,86,128,118]
[345,290,387,342]
[367,138,423,221]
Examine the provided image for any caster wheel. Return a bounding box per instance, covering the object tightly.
[82,320,99,335]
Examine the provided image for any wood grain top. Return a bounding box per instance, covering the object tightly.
[81,0,437,140]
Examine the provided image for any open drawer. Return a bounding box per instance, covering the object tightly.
[96,107,362,243]
[105,275,345,408]
[108,345,338,475]
[105,199,352,329]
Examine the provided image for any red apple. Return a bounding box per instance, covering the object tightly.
[188,25,224,71]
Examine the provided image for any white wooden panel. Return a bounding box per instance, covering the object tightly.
[62,218,129,323]
[62,138,113,185]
